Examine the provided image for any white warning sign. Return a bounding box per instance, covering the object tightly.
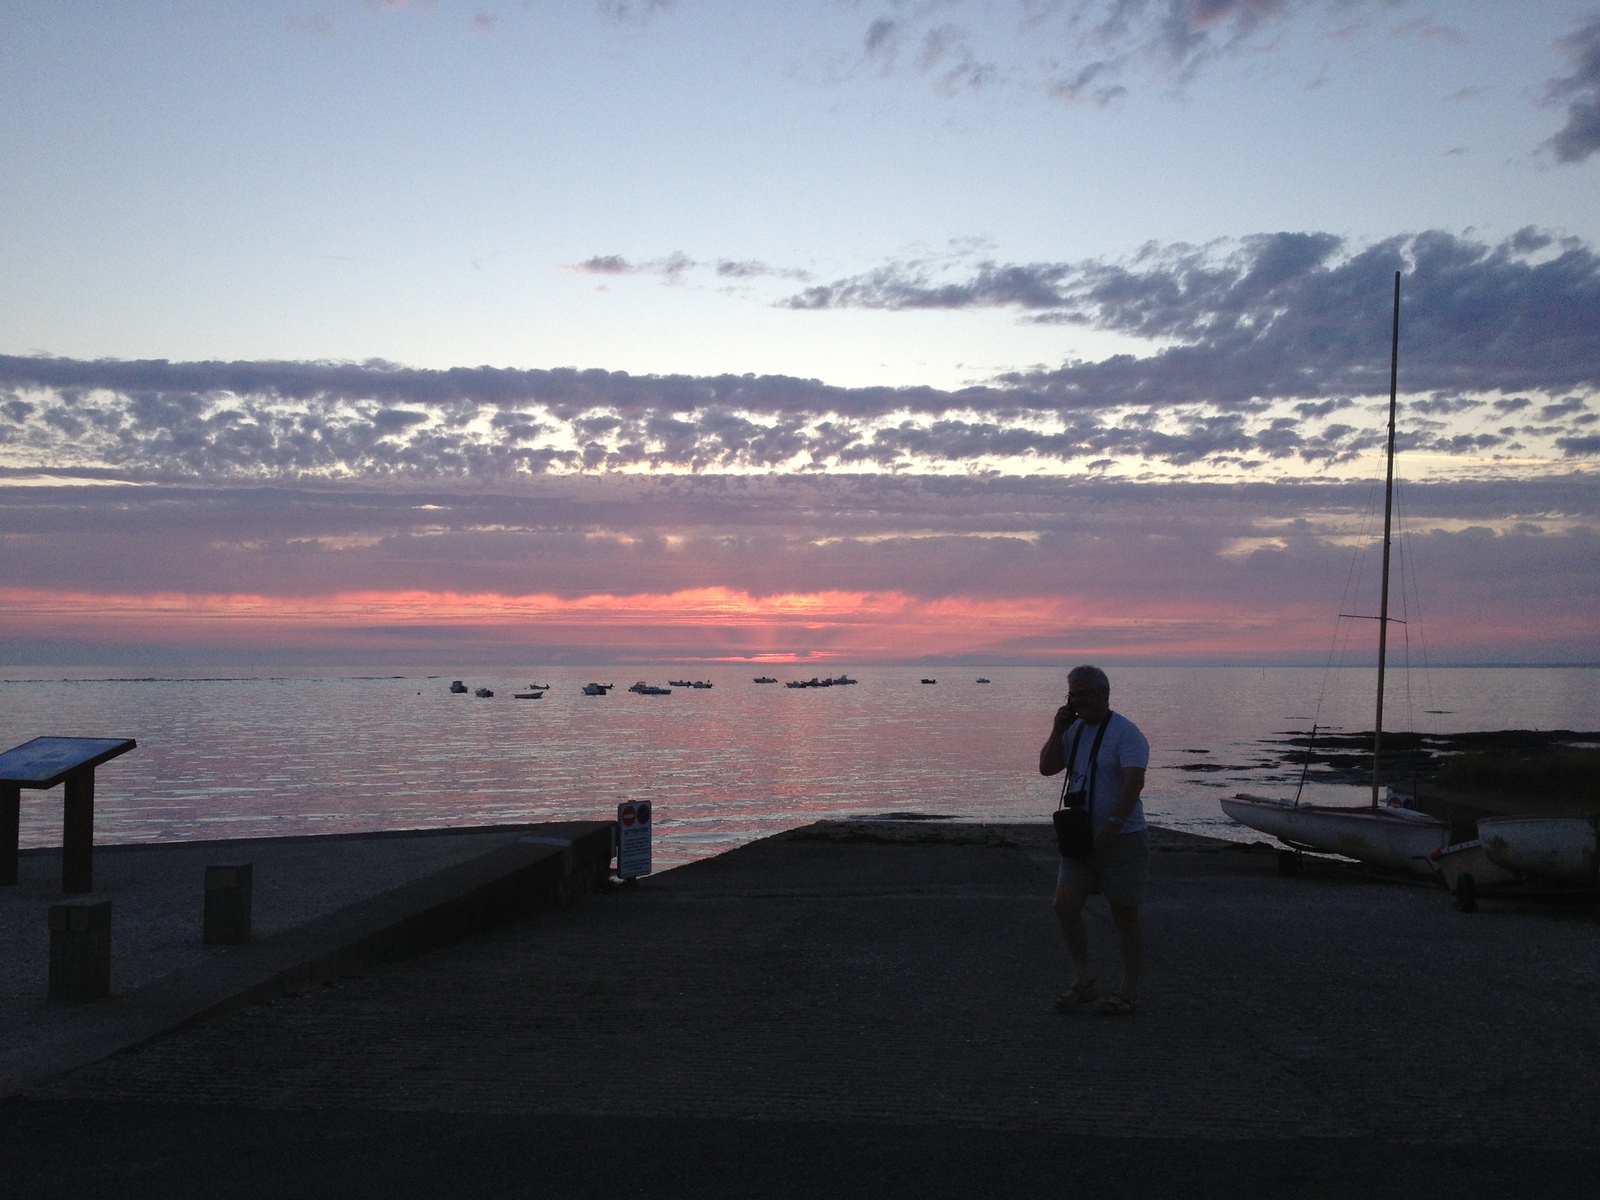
[617,800,653,879]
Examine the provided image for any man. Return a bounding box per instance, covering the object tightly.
[1038,664,1150,1016]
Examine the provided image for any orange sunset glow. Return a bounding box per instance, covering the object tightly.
[0,585,1358,661]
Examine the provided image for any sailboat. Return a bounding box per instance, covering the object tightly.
[1221,272,1451,877]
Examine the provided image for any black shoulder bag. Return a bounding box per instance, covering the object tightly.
[1053,714,1111,859]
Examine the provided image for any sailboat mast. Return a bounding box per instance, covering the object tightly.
[1372,270,1401,808]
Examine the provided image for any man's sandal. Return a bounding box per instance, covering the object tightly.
[1053,980,1098,1013]
[1098,992,1138,1016]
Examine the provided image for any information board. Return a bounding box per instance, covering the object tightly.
[617,800,652,879]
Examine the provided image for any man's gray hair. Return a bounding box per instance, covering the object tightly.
[1067,664,1110,693]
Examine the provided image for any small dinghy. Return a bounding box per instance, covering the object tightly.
[1221,793,1448,876]
[1220,274,1450,879]
[1479,816,1599,885]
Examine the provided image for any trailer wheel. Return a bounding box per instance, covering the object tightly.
[1453,873,1477,913]
[1278,849,1300,877]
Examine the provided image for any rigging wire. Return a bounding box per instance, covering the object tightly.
[1321,475,1384,715]
[1396,479,1415,737]
[1393,477,1440,730]
[1298,472,1385,804]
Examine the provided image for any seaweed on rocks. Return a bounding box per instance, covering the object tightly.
[1259,728,1600,811]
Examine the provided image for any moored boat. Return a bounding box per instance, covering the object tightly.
[582,683,614,695]
[1479,815,1599,885]
[1430,839,1518,910]
[1220,274,1451,879]
[753,676,777,684]
[1221,793,1449,876]
[474,687,494,698]
[449,680,467,693]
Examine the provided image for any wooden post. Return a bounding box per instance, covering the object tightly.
[49,899,113,1001]
[62,769,94,894]
[203,863,254,944]
[0,782,19,886]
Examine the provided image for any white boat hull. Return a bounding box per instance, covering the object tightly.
[1221,793,1449,876]
[1479,816,1599,885]
[1433,839,1518,891]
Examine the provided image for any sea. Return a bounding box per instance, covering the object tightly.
[2,665,1596,869]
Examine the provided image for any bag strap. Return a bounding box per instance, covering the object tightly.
[1057,723,1087,810]
[1058,715,1113,811]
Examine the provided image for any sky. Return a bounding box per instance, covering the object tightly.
[1,0,1597,667]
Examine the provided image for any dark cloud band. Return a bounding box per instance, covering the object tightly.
[4,230,1595,480]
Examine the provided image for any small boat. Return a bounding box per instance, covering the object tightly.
[582,683,614,695]
[691,681,712,689]
[513,691,544,700]
[1220,274,1450,878]
[1431,839,1518,909]
[753,676,778,684]
[474,687,494,698]
[829,675,857,686]
[525,682,551,691]
[668,680,692,688]
[975,677,991,684]
[920,678,936,685]
[628,681,671,695]
[449,680,468,694]
[784,680,805,688]
[1479,816,1599,885]
[1221,793,1448,876]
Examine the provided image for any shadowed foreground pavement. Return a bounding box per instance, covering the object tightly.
[4,822,1598,1197]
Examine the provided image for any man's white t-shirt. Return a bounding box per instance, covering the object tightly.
[1061,712,1151,833]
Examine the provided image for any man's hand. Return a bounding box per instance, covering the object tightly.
[1093,821,1120,852]
[1039,702,1079,776]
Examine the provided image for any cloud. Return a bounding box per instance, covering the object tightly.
[1558,434,1600,456]
[3,230,1597,480]
[597,0,673,26]
[2,473,1595,664]
[1543,12,1600,163]
[571,251,693,280]
[856,1,1409,103]
[571,253,811,283]
[785,228,1600,406]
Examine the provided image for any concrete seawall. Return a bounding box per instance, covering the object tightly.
[0,821,615,1097]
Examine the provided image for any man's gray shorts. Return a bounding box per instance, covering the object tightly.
[1056,830,1150,907]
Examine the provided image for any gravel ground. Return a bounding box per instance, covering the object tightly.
[5,822,1599,1197]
